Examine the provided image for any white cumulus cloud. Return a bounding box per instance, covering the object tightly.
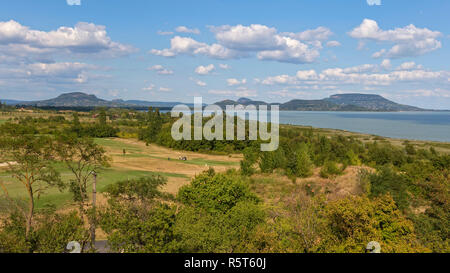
[260,61,450,88]
[227,78,247,86]
[148,65,174,75]
[326,41,341,47]
[0,20,136,63]
[175,26,200,35]
[150,36,240,59]
[151,24,334,64]
[219,64,231,70]
[396,61,423,71]
[208,88,257,98]
[349,19,442,59]
[195,64,215,75]
[159,87,171,92]
[195,80,207,87]
[67,0,81,6]
[0,62,101,84]
[142,84,155,91]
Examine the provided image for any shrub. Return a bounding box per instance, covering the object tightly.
[319,195,426,253]
[0,212,29,253]
[100,202,177,253]
[177,169,259,213]
[259,148,286,174]
[345,150,361,166]
[103,176,169,202]
[100,175,176,253]
[320,161,343,178]
[367,166,412,211]
[32,211,88,253]
[240,147,259,176]
[292,144,314,178]
[173,201,265,253]
[0,211,88,253]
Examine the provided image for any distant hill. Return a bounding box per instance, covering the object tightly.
[215,94,426,111]
[215,98,364,111]
[2,92,429,111]
[21,92,121,107]
[2,92,193,108]
[324,94,423,111]
[214,98,269,109]
[280,99,367,111]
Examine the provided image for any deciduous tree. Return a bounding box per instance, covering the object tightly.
[0,135,63,239]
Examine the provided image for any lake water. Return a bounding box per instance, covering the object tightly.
[163,109,450,142]
[278,111,450,142]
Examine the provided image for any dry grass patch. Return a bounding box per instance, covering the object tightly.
[250,165,373,206]
[99,138,241,179]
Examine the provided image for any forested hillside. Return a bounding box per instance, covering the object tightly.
[215,93,426,111]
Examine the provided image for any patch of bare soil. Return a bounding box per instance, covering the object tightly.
[162,177,192,195]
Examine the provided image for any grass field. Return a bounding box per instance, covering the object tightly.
[119,153,239,166]
[0,164,187,209]
[0,137,241,210]
[95,138,240,165]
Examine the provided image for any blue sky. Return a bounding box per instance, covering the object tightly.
[0,0,449,109]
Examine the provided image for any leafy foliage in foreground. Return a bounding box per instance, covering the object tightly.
[0,210,88,253]
[319,195,425,253]
[177,168,259,213]
[98,170,265,253]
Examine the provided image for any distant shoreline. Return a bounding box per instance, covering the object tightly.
[4,104,450,112]
[283,123,450,145]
